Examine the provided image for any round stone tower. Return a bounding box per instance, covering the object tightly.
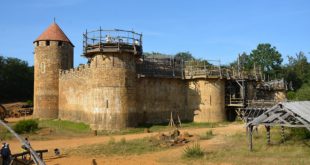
[33,23,74,119]
[83,29,142,130]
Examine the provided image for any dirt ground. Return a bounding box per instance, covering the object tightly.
[5,122,244,165]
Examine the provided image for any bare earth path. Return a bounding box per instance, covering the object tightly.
[7,123,244,165]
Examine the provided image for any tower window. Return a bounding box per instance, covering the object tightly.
[46,41,50,46]
[40,62,45,73]
[36,42,39,46]
[58,41,63,46]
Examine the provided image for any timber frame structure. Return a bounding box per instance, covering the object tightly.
[245,101,310,151]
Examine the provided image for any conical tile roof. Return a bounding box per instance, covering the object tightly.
[34,23,73,46]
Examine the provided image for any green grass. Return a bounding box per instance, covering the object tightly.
[183,142,205,158]
[38,119,91,135]
[67,137,166,156]
[186,126,310,165]
[13,120,227,139]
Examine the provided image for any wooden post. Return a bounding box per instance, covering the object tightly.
[248,125,253,151]
[99,27,102,50]
[265,125,271,145]
[168,112,175,127]
[281,126,285,143]
[177,114,182,128]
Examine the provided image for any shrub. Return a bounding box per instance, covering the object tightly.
[183,142,204,158]
[286,91,296,100]
[290,128,310,140]
[14,119,38,134]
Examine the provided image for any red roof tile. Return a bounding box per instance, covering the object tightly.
[34,23,73,46]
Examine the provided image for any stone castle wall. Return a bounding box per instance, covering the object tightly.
[59,61,227,130]
[59,53,137,130]
[188,79,226,122]
[136,78,192,124]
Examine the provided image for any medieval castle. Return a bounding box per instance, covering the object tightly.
[33,23,286,130]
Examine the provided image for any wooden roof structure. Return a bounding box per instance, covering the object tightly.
[247,101,310,130]
[245,101,310,151]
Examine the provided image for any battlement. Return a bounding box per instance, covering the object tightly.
[59,64,91,79]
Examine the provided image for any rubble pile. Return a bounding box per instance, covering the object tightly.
[151,129,197,147]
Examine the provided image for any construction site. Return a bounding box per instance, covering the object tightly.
[1,23,310,165]
[32,23,287,130]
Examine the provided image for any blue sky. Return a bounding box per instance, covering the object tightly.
[0,0,309,66]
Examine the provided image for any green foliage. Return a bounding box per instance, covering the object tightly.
[230,52,253,71]
[143,52,172,58]
[289,128,310,140]
[294,84,310,101]
[183,142,204,158]
[284,52,310,91]
[143,51,195,61]
[39,119,91,134]
[250,43,283,76]
[0,55,33,101]
[14,119,39,134]
[286,91,296,100]
[175,51,194,61]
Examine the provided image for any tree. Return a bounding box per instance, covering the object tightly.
[0,55,34,101]
[250,43,283,76]
[230,52,252,71]
[175,51,194,61]
[287,51,310,83]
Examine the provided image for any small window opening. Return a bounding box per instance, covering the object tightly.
[46,41,50,46]
[58,41,63,46]
[210,95,212,105]
[40,62,45,73]
[36,41,39,46]
[106,100,109,108]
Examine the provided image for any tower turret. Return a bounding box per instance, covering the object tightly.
[33,22,74,119]
[81,28,142,129]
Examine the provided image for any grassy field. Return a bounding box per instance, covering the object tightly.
[38,119,91,134]
[184,127,310,165]
[2,118,227,140]
[67,137,167,156]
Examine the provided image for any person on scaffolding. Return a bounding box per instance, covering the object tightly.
[1,142,11,165]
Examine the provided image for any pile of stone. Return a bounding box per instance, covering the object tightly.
[151,129,195,147]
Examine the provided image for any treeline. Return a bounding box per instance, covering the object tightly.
[229,43,310,101]
[144,43,310,101]
[0,55,33,102]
